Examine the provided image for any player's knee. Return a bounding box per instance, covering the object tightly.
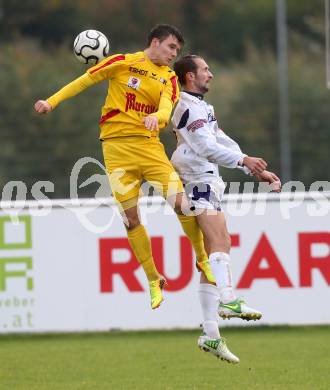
[125,216,140,230]
[172,195,184,214]
[210,230,231,252]
[123,212,140,230]
[173,202,182,214]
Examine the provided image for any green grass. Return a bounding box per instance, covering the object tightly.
[0,326,329,390]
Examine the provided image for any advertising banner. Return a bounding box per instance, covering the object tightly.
[0,192,329,333]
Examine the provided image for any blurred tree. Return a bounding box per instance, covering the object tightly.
[0,0,325,61]
[1,0,88,44]
[0,0,329,198]
[206,43,330,188]
[0,41,105,198]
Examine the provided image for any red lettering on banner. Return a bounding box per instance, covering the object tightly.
[237,233,293,288]
[230,234,240,247]
[299,232,330,287]
[99,238,143,292]
[152,236,193,291]
[99,236,193,292]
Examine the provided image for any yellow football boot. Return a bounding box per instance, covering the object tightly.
[196,259,216,284]
[149,277,167,309]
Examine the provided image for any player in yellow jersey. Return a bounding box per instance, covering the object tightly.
[34,24,214,309]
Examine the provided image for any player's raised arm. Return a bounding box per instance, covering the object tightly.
[34,53,125,114]
[34,100,52,114]
[34,73,95,114]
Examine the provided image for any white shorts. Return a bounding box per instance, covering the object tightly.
[181,172,226,211]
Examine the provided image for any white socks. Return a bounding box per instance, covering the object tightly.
[198,283,220,339]
[198,253,237,339]
[209,252,236,304]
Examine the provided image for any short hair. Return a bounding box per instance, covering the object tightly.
[147,24,185,47]
[174,55,202,85]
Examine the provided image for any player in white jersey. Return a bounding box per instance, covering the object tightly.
[172,55,281,363]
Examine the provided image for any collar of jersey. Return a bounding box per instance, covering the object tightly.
[183,90,204,100]
[181,91,205,103]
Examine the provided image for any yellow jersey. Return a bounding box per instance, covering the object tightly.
[47,51,179,140]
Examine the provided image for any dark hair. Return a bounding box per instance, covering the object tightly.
[147,24,185,47]
[173,55,202,85]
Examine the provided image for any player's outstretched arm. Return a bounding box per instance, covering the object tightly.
[255,170,282,192]
[242,156,267,175]
[34,100,52,114]
[34,73,98,114]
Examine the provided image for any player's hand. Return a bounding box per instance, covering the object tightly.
[34,100,52,114]
[243,156,267,175]
[255,170,282,192]
[143,115,159,131]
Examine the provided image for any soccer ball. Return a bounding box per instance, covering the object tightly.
[73,30,110,65]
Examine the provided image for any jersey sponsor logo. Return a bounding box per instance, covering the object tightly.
[159,77,167,85]
[187,119,207,132]
[208,113,217,122]
[129,66,148,76]
[127,76,141,90]
[125,92,156,114]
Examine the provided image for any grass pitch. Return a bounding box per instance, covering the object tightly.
[0,326,329,390]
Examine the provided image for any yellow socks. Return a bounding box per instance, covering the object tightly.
[177,214,208,262]
[127,224,160,281]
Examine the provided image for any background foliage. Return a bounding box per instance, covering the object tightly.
[0,0,329,198]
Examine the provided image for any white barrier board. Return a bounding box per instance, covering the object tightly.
[0,193,329,332]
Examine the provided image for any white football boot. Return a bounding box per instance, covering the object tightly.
[198,335,240,364]
[219,297,262,321]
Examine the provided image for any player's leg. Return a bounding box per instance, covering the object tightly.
[121,202,166,309]
[171,193,215,284]
[124,204,160,281]
[196,211,234,302]
[141,140,214,283]
[197,210,262,321]
[102,138,164,309]
[198,273,239,364]
[184,176,262,320]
